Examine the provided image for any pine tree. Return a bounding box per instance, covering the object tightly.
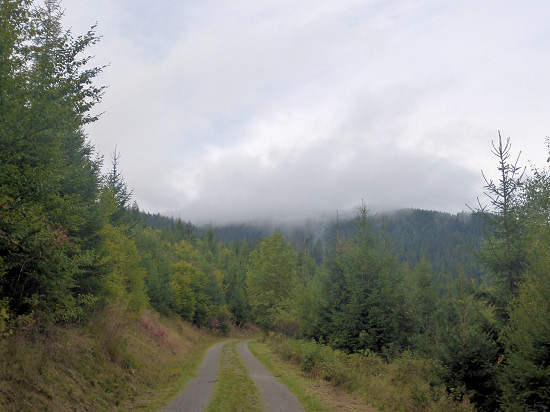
[104,147,134,221]
[500,145,550,409]
[222,239,250,325]
[318,204,410,353]
[436,273,500,410]
[473,133,526,315]
[0,0,104,322]
[409,258,438,355]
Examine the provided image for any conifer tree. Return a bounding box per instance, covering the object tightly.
[222,239,250,325]
[436,273,500,410]
[317,204,410,353]
[0,0,104,322]
[104,147,134,220]
[409,258,438,354]
[473,133,527,316]
[500,145,550,409]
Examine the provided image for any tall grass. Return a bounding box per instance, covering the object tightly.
[0,305,214,411]
[264,334,475,412]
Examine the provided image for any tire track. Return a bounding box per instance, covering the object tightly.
[236,340,305,412]
[162,341,229,412]
[163,339,305,412]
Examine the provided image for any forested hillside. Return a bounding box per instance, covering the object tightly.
[1,1,550,411]
[207,209,486,281]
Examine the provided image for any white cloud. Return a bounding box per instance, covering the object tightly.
[63,0,550,222]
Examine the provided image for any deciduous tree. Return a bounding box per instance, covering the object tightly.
[246,232,297,331]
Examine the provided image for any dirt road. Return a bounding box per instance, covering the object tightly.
[162,340,228,412]
[162,339,305,412]
[236,340,305,412]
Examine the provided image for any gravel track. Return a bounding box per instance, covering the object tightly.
[236,340,305,412]
[162,341,228,412]
[162,339,304,412]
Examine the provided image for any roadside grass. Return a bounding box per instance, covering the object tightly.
[0,305,216,411]
[120,309,216,411]
[261,334,475,412]
[206,340,262,412]
[248,340,365,412]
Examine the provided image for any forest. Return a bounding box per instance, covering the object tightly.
[1,1,550,410]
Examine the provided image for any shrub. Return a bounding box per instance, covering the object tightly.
[264,333,475,411]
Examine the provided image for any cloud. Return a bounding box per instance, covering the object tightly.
[62,0,550,223]
[171,142,481,224]
[169,85,483,223]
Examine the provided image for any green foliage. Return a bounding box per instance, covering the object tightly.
[170,260,201,321]
[221,240,250,325]
[211,209,486,281]
[315,204,412,353]
[133,226,175,314]
[103,147,134,224]
[500,158,550,410]
[264,333,474,411]
[166,236,230,329]
[0,0,104,322]
[99,223,148,312]
[291,270,326,339]
[0,297,10,336]
[2,7,550,410]
[474,134,527,313]
[246,232,298,331]
[502,270,550,410]
[407,258,439,355]
[436,274,500,409]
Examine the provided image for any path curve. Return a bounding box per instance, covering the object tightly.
[163,340,229,412]
[236,340,305,412]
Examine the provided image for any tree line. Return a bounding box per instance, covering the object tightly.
[233,135,550,410]
[208,208,486,281]
[1,1,549,410]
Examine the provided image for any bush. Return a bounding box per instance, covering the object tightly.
[208,305,233,336]
[265,333,475,411]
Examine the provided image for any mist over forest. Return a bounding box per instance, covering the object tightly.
[2,1,550,411]
[192,208,487,279]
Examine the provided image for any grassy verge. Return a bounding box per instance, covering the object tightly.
[0,305,216,411]
[206,340,262,412]
[248,340,367,412]
[261,334,475,412]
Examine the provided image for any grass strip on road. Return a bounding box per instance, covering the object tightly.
[206,340,262,412]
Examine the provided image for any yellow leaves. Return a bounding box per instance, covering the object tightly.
[213,268,225,291]
[100,223,147,311]
[174,240,200,262]
[246,232,298,330]
[169,260,201,320]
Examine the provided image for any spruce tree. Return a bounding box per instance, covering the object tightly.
[473,133,526,315]
[500,146,550,409]
[0,0,104,322]
[436,273,500,410]
[318,204,410,353]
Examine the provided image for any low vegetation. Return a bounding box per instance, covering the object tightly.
[249,340,341,412]
[206,340,262,412]
[258,334,474,412]
[0,306,215,411]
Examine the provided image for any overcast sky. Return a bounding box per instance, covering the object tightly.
[63,0,550,224]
